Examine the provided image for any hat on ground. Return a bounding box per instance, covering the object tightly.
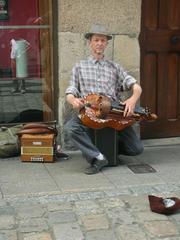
[148,195,180,215]
[85,24,112,40]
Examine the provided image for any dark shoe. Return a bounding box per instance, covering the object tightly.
[55,151,69,160]
[55,144,69,160]
[84,158,108,175]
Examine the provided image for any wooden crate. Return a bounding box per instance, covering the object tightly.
[20,133,55,162]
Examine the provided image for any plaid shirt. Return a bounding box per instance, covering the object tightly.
[66,56,137,101]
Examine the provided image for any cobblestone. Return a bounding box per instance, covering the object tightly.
[86,229,118,240]
[144,221,179,238]
[53,223,84,240]
[98,197,125,209]
[15,204,45,219]
[134,210,168,222]
[18,218,49,233]
[81,214,109,231]
[47,202,73,212]
[106,207,136,225]
[0,230,17,240]
[0,215,15,230]
[75,200,103,215]
[0,206,15,215]
[48,211,77,224]
[115,224,148,240]
[0,190,179,239]
[22,232,53,240]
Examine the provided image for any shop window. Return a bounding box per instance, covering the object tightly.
[0,0,54,123]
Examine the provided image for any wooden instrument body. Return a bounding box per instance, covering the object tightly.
[79,93,157,131]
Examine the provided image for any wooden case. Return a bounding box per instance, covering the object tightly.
[20,133,55,162]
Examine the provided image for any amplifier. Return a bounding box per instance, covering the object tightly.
[20,133,55,162]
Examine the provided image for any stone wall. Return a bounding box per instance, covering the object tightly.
[57,0,142,147]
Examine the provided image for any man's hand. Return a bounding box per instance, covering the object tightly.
[71,98,84,110]
[122,97,136,117]
[121,83,142,117]
[66,94,84,110]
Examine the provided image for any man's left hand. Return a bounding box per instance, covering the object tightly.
[122,97,136,117]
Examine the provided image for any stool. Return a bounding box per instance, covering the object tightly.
[89,128,119,166]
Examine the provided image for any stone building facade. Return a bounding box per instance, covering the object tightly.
[57,0,142,147]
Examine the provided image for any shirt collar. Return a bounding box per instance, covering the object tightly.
[88,55,106,66]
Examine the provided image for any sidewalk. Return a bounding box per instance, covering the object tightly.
[0,140,180,239]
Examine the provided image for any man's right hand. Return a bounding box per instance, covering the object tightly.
[66,94,84,110]
[71,98,84,110]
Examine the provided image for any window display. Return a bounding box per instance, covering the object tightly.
[0,0,54,123]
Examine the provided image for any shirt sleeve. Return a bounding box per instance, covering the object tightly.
[117,64,137,91]
[65,63,80,97]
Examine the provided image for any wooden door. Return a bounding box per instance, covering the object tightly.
[139,0,180,138]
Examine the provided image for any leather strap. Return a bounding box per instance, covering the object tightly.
[17,122,58,136]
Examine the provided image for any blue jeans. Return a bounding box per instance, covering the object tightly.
[64,116,144,164]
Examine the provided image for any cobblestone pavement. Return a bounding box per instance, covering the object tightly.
[0,187,180,240]
[0,143,180,239]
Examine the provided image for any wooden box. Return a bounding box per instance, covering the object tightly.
[20,133,55,162]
